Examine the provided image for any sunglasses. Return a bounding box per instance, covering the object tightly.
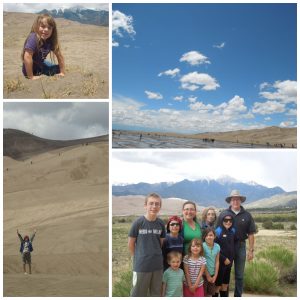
[170,223,180,227]
[223,219,233,223]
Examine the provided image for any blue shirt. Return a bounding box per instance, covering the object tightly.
[203,242,220,275]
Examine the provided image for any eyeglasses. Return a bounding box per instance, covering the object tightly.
[223,219,233,223]
[170,223,180,227]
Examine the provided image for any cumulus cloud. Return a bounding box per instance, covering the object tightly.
[3,103,109,140]
[222,96,248,115]
[174,96,184,102]
[188,96,197,103]
[145,90,163,100]
[180,72,220,91]
[179,51,211,66]
[264,117,271,121]
[213,42,225,49]
[112,10,136,38]
[286,109,297,116]
[252,101,286,115]
[158,68,180,78]
[280,121,295,127]
[112,40,119,47]
[113,94,260,134]
[259,80,297,104]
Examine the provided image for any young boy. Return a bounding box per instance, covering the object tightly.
[128,193,166,296]
[17,229,36,274]
[161,251,185,297]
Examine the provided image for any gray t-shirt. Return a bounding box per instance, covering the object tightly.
[129,216,166,272]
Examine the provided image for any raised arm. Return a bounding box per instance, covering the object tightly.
[17,229,24,242]
[30,229,37,242]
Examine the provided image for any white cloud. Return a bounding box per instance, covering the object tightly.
[180,72,220,91]
[280,121,295,127]
[179,51,211,66]
[264,117,271,121]
[259,80,297,104]
[188,96,197,103]
[112,40,119,47]
[252,101,286,115]
[112,94,259,134]
[158,68,180,78]
[286,109,297,116]
[213,42,225,49]
[112,10,136,38]
[174,96,184,102]
[145,90,163,100]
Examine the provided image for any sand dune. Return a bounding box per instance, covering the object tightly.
[3,12,108,99]
[112,195,205,216]
[4,141,108,296]
[113,126,297,148]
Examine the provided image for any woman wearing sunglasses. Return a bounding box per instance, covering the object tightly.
[162,216,184,271]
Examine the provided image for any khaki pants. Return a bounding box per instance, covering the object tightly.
[130,269,163,297]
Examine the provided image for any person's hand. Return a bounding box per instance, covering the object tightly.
[211,275,217,283]
[189,284,196,293]
[247,250,254,261]
[224,258,231,265]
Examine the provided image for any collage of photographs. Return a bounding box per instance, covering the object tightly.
[1,1,297,298]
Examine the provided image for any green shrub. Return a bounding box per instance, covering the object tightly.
[272,223,284,229]
[281,265,297,284]
[112,270,132,297]
[262,220,273,229]
[290,224,297,230]
[244,260,279,294]
[256,246,294,269]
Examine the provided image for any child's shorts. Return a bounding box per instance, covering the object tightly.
[183,284,204,297]
[203,275,216,296]
[22,252,31,264]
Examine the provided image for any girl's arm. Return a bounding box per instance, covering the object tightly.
[212,252,220,283]
[183,261,193,290]
[54,50,65,76]
[17,229,23,242]
[23,50,40,80]
[30,229,37,242]
[194,263,206,288]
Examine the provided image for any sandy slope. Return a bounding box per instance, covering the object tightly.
[4,142,108,296]
[3,12,108,99]
[112,195,205,216]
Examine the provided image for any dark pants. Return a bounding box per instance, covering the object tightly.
[234,241,246,297]
[22,60,60,77]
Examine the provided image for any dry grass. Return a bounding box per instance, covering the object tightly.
[4,78,25,94]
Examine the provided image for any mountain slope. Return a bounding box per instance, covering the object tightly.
[112,178,286,207]
[4,128,108,160]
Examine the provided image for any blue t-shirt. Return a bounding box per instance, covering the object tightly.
[203,242,220,275]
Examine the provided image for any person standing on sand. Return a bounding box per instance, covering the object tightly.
[17,229,36,274]
[217,190,256,297]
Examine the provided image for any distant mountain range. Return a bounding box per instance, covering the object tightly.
[112,177,289,207]
[4,128,108,160]
[39,7,108,26]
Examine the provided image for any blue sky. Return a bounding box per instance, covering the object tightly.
[112,4,297,134]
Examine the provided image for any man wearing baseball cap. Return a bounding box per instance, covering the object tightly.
[217,190,256,297]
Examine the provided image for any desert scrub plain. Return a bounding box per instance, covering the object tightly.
[3,12,108,99]
[112,212,297,297]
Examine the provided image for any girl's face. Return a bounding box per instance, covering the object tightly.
[169,221,180,235]
[169,257,181,270]
[191,242,201,256]
[205,231,215,246]
[39,18,53,40]
[206,209,216,224]
[223,217,233,229]
[183,203,196,221]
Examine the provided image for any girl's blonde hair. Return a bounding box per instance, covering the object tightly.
[187,238,204,257]
[21,14,61,61]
